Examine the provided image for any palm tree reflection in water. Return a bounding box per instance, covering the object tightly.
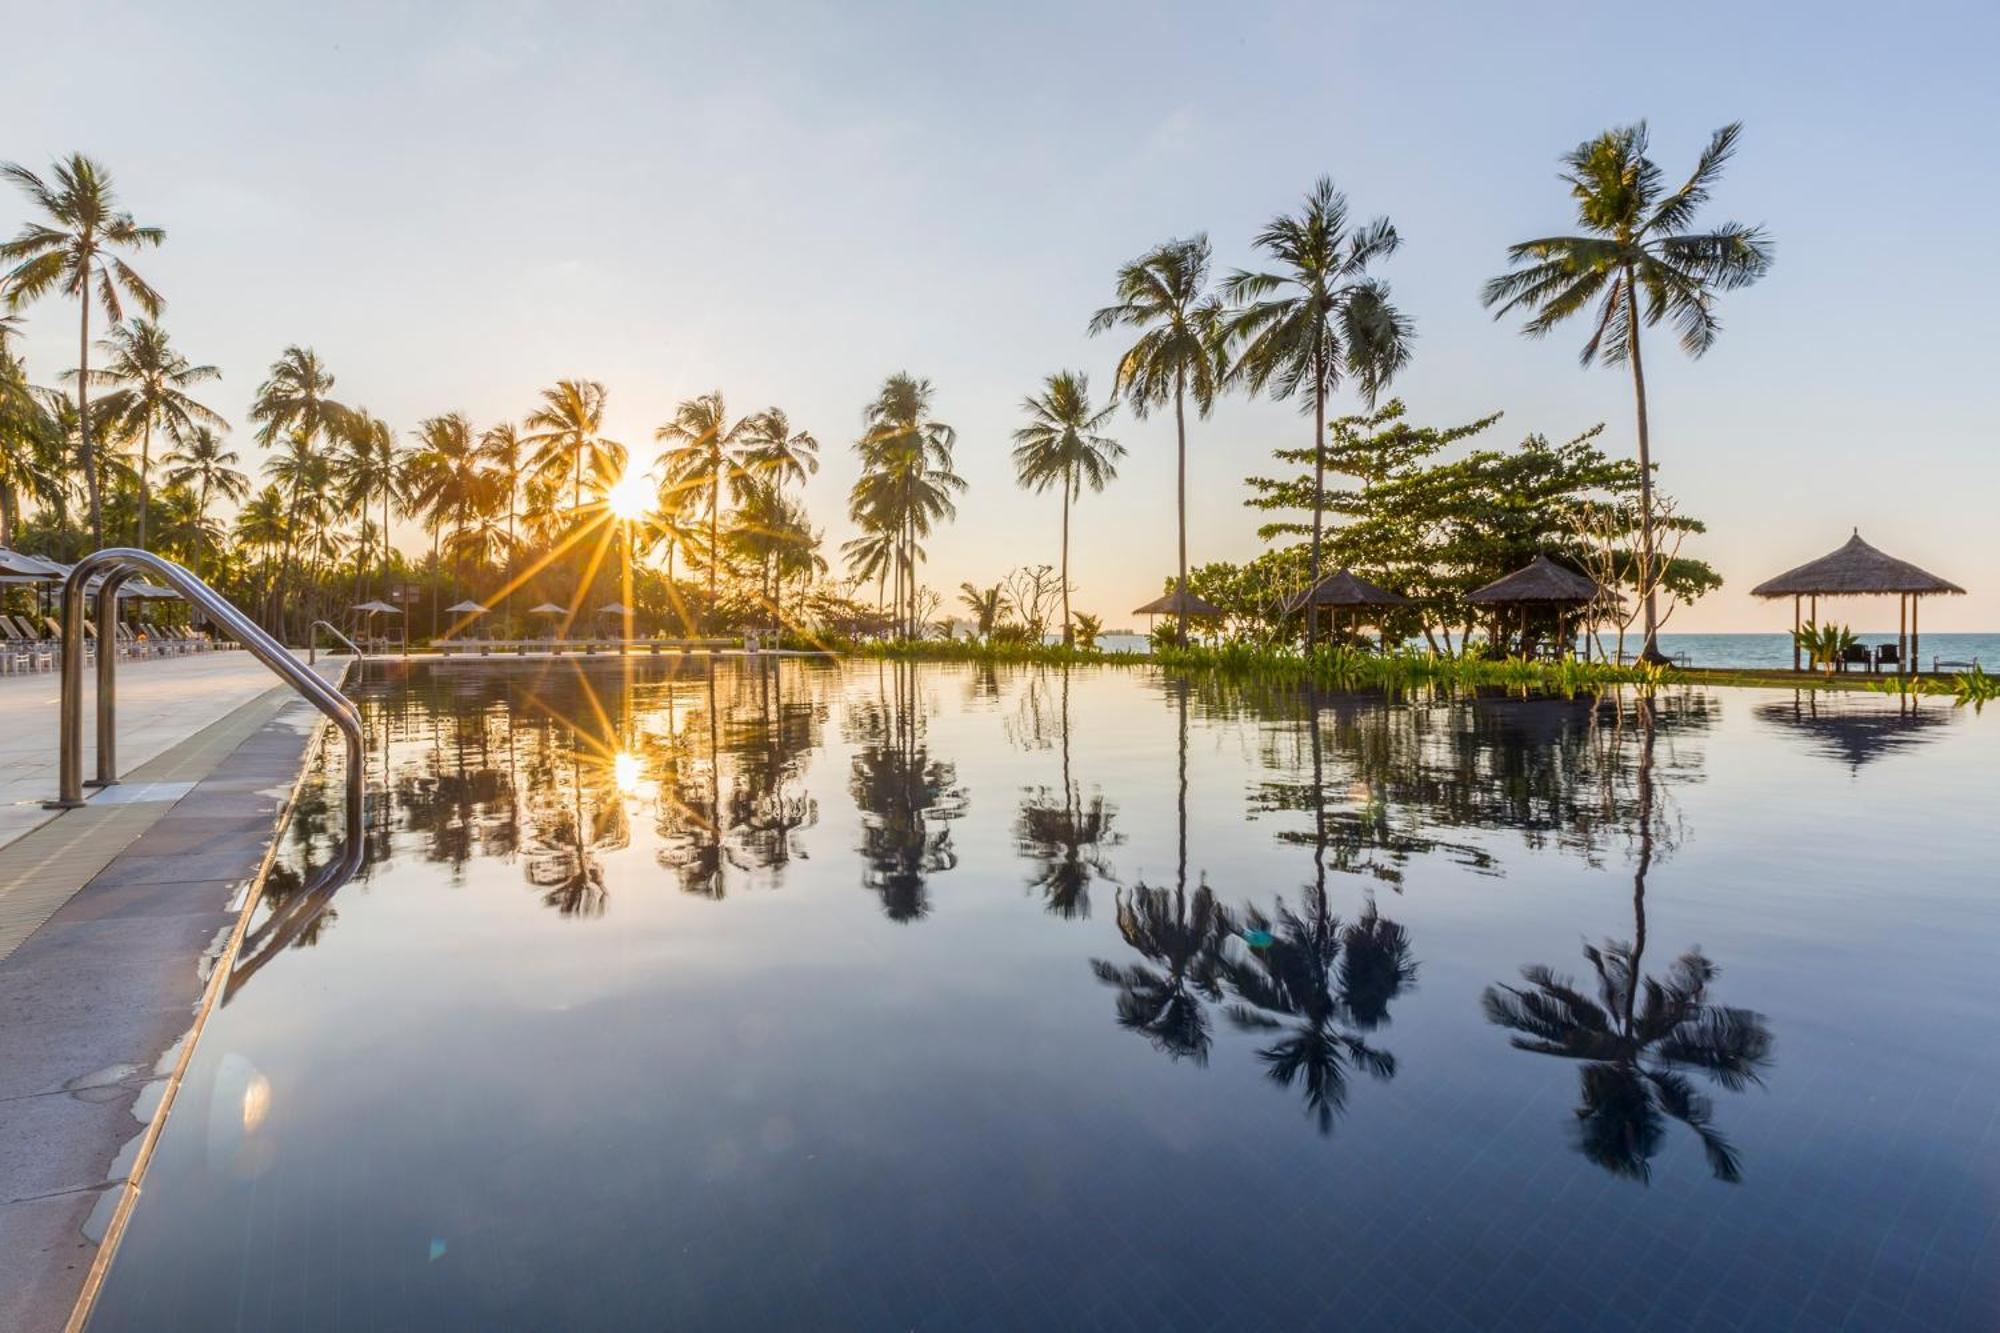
[849,660,967,921]
[1014,668,1122,919]
[1482,693,1773,1183]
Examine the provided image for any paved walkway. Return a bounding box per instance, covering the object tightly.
[0,655,352,1332]
[0,651,309,854]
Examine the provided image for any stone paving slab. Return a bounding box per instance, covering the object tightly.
[0,657,352,1333]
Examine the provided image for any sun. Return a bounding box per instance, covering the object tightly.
[604,469,653,522]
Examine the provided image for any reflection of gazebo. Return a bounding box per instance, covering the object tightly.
[1750,531,1965,674]
[1754,692,1954,772]
[1287,568,1413,646]
[1466,556,1610,659]
[1132,588,1224,640]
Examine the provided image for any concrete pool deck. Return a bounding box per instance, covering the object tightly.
[0,652,353,1332]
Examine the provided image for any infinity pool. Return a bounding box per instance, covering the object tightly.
[86,659,1998,1330]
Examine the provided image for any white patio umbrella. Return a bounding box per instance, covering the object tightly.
[444,600,489,614]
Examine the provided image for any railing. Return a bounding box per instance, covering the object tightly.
[48,549,366,851]
[307,619,362,664]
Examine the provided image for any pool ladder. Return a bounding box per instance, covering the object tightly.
[47,549,367,860]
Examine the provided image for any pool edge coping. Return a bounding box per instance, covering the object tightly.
[60,657,353,1333]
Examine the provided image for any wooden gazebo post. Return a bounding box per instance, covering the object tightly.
[1792,594,1801,671]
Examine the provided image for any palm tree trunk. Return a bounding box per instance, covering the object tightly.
[1306,373,1325,650]
[1060,466,1073,647]
[1173,375,1188,645]
[137,419,153,550]
[1624,267,1662,662]
[709,471,720,627]
[76,276,104,546]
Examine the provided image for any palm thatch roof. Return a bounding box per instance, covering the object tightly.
[1465,555,1604,606]
[1289,568,1414,610]
[1750,531,1964,598]
[1133,588,1225,617]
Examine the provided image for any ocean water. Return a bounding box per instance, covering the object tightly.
[1091,631,1997,671]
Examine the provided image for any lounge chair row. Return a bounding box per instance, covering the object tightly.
[0,615,227,674]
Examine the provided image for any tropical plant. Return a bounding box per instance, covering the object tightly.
[1483,122,1773,660]
[957,581,1009,639]
[849,373,963,639]
[83,319,226,549]
[250,346,349,626]
[1012,370,1122,645]
[657,391,756,619]
[524,378,624,518]
[1791,619,1855,677]
[161,426,248,574]
[335,411,401,599]
[0,347,60,546]
[1070,611,1103,651]
[0,153,165,543]
[1089,235,1225,645]
[477,421,524,616]
[1223,179,1411,645]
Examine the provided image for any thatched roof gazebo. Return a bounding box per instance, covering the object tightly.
[1133,588,1223,640]
[1466,555,1611,660]
[1287,568,1413,646]
[1750,531,1964,673]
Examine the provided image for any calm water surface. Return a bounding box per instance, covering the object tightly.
[89,659,1999,1331]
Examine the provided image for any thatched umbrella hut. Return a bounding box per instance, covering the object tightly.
[1133,588,1224,641]
[1288,568,1413,647]
[1750,531,1964,673]
[1466,555,1609,660]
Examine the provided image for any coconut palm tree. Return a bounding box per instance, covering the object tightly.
[1482,123,1773,660]
[0,154,165,545]
[0,347,60,547]
[234,483,291,595]
[1222,180,1411,645]
[476,421,524,616]
[83,319,227,549]
[250,347,348,624]
[334,411,400,601]
[657,391,756,620]
[851,374,963,640]
[956,582,1007,639]
[161,426,248,574]
[523,378,623,520]
[740,407,819,496]
[404,413,491,633]
[1012,371,1122,645]
[1089,236,1225,645]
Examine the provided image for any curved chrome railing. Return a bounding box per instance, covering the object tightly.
[307,619,362,664]
[50,549,366,851]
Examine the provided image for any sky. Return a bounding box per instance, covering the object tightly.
[9,0,1998,632]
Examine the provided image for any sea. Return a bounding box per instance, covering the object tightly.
[1087,631,1998,671]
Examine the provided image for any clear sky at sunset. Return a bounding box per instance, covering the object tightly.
[10,0,1997,631]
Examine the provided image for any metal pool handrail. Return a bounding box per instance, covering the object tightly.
[308,619,362,664]
[49,549,366,851]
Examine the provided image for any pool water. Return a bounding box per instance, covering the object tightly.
[87,659,1999,1330]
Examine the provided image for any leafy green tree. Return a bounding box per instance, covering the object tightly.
[161,426,248,575]
[0,154,165,544]
[1483,122,1772,660]
[1090,236,1225,645]
[1223,179,1411,645]
[1012,371,1122,644]
[84,319,226,549]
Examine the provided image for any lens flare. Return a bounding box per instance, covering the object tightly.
[605,469,653,522]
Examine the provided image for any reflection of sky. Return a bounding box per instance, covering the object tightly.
[93,661,2000,1331]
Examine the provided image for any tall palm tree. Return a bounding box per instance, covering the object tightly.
[478,421,524,620]
[657,391,756,620]
[404,413,489,633]
[83,318,227,549]
[250,347,348,626]
[334,411,400,601]
[1089,236,1225,644]
[1223,180,1411,645]
[234,483,291,595]
[1012,371,1122,645]
[1482,123,1773,660]
[851,373,963,640]
[0,154,165,544]
[523,378,623,518]
[740,407,819,495]
[161,426,248,574]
